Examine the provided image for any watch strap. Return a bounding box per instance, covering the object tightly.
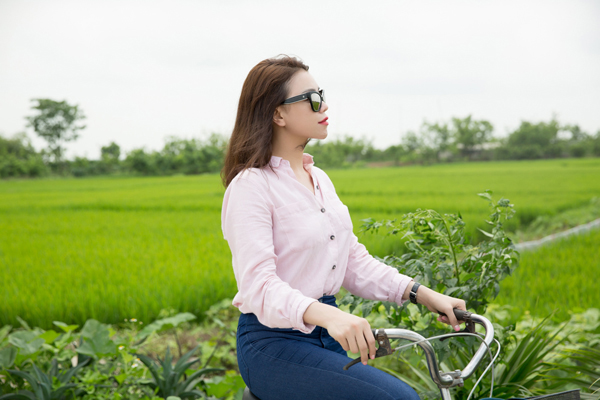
[409,282,421,304]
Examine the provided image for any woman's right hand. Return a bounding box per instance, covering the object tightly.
[304,302,376,365]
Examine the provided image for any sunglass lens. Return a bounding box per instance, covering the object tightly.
[310,92,321,112]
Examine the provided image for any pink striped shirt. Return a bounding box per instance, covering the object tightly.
[221,154,413,333]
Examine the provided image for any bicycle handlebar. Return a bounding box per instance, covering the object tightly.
[381,310,494,388]
[344,310,495,391]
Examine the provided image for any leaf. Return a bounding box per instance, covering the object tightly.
[477,227,494,238]
[136,313,197,340]
[205,373,245,398]
[53,321,79,333]
[76,319,116,357]
[37,330,59,344]
[478,191,493,201]
[0,347,17,368]
[15,317,31,331]
[115,373,127,385]
[0,391,36,400]
[6,370,39,393]
[8,331,45,355]
[0,325,12,343]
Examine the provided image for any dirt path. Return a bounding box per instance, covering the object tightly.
[514,218,600,251]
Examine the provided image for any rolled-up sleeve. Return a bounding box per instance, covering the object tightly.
[342,232,413,305]
[222,171,317,333]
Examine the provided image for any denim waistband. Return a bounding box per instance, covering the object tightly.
[316,294,337,306]
[238,295,338,335]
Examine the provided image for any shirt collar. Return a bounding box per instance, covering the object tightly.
[269,153,315,169]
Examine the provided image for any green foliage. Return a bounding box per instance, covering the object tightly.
[137,314,197,341]
[136,346,221,399]
[77,320,117,358]
[2,359,90,400]
[25,99,86,166]
[449,115,493,160]
[0,312,232,400]
[124,134,226,177]
[200,299,240,373]
[6,110,600,180]
[341,191,519,329]
[305,135,379,168]
[0,133,48,178]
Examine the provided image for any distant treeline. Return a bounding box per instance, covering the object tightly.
[2,115,600,179]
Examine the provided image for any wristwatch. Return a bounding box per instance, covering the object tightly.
[409,282,421,305]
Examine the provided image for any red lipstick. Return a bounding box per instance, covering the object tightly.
[319,117,329,125]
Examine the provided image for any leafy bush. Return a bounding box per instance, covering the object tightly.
[0,313,229,399]
[340,190,519,333]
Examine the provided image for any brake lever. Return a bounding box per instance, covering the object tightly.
[438,310,475,341]
[343,329,393,370]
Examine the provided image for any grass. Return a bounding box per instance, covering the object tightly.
[1,158,599,328]
[496,228,600,321]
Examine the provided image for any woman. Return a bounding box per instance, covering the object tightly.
[221,55,466,400]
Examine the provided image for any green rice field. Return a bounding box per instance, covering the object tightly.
[1,158,599,328]
[496,228,600,321]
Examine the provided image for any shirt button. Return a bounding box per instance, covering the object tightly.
[316,185,320,190]
[330,235,335,240]
[332,265,336,270]
[321,208,326,213]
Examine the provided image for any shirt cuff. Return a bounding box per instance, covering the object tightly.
[390,274,414,305]
[292,296,319,334]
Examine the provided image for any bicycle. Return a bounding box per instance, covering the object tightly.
[242,309,497,400]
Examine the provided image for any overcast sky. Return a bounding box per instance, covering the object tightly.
[1,0,599,159]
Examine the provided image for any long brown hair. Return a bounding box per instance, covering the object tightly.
[221,55,309,187]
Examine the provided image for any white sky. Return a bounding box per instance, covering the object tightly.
[1,0,599,159]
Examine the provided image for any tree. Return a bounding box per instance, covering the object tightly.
[101,141,121,162]
[25,99,86,166]
[505,118,561,159]
[99,141,121,174]
[451,115,493,159]
[0,132,48,178]
[421,121,453,161]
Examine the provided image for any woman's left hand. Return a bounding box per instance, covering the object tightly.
[412,285,467,331]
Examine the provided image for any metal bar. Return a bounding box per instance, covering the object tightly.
[460,313,494,379]
[382,329,454,387]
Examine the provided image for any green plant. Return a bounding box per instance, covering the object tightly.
[1,358,90,400]
[552,347,600,400]
[340,191,518,353]
[136,346,221,399]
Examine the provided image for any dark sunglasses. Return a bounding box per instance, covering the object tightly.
[282,89,326,112]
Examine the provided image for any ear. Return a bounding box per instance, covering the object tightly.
[273,106,286,127]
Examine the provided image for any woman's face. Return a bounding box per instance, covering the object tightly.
[276,70,329,141]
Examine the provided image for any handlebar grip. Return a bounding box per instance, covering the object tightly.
[438,308,471,321]
[453,309,469,321]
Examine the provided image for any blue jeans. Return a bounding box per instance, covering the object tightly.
[236,295,420,400]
